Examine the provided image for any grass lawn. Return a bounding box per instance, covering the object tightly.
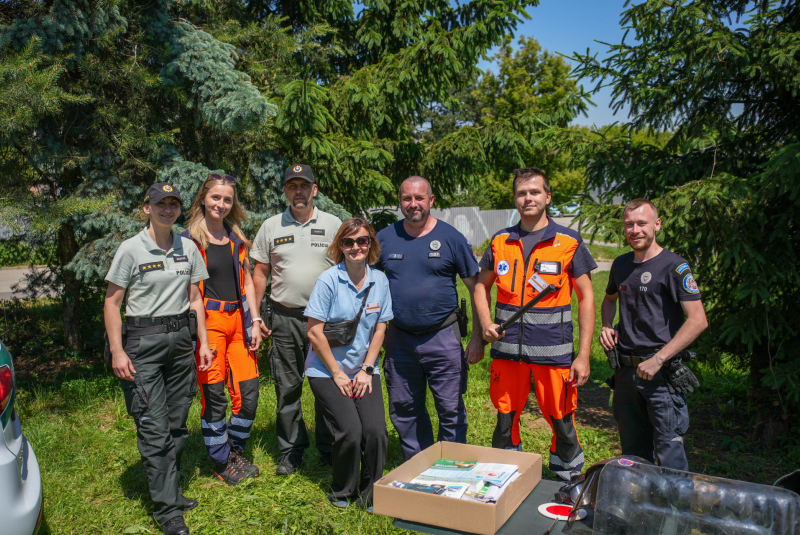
[15,274,799,534]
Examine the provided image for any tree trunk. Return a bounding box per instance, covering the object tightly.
[58,222,81,352]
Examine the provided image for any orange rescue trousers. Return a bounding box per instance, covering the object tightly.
[489,359,584,480]
[197,300,260,465]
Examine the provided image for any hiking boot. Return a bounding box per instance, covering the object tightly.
[230,448,260,477]
[182,495,198,512]
[214,451,257,486]
[275,453,303,476]
[162,516,190,535]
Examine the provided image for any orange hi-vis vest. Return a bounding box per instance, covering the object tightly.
[487,218,582,367]
[180,226,254,346]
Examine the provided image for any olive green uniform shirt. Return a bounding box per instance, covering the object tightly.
[105,228,208,317]
[250,206,342,308]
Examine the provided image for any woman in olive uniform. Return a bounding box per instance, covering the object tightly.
[104,182,214,535]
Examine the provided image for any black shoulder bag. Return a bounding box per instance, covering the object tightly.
[323,284,372,348]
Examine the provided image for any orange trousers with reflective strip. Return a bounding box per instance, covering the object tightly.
[489,359,579,454]
[196,301,259,417]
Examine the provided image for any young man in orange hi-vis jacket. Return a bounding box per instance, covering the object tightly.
[473,167,597,481]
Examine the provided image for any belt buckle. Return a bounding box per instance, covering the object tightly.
[167,320,179,332]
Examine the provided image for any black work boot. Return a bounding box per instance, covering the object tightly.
[275,453,303,476]
[182,495,198,512]
[161,516,189,535]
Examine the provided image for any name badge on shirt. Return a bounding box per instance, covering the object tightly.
[274,235,294,246]
[366,302,381,314]
[535,260,561,275]
[428,252,441,258]
[173,255,189,263]
[388,254,404,260]
[311,229,325,236]
[139,261,165,273]
[528,272,548,292]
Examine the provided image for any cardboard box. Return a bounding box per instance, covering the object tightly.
[374,442,542,535]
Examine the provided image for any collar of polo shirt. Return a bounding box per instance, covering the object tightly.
[139,227,183,254]
[335,262,374,292]
[282,206,319,225]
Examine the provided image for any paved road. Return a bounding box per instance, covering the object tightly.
[0,265,52,300]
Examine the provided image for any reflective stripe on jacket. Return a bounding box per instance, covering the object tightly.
[488,218,581,366]
[181,226,254,346]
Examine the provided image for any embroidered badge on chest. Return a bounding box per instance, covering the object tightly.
[139,261,165,273]
[496,260,510,276]
[641,271,652,284]
[429,240,441,251]
[274,235,295,246]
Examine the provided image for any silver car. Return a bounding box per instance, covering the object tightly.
[1,339,43,535]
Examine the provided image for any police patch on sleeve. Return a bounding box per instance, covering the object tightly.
[682,274,699,294]
[139,261,165,273]
[675,263,690,275]
[274,235,295,246]
[496,260,510,276]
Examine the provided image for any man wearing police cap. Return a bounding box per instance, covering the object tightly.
[252,164,341,475]
[600,198,708,470]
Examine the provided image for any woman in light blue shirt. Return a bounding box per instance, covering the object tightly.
[305,216,392,511]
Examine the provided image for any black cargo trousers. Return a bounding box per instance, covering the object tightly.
[120,325,196,526]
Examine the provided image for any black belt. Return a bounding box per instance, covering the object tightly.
[273,302,307,320]
[393,310,459,338]
[618,353,654,367]
[126,311,190,336]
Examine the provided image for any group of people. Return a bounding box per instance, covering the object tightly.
[104,164,707,535]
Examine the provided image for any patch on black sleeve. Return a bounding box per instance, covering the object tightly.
[311,229,325,236]
[274,235,295,246]
[139,261,165,273]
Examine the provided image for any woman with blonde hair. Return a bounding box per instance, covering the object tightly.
[182,173,263,485]
[304,216,393,511]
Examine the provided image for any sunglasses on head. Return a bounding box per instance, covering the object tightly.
[208,173,237,184]
[340,236,370,248]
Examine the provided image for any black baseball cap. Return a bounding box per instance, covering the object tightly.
[144,182,182,204]
[284,164,315,185]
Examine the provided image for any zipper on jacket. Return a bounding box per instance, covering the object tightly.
[510,260,518,293]
[519,242,541,360]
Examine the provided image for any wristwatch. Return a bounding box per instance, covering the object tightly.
[361,364,375,375]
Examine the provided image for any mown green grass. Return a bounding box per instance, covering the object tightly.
[16,272,797,534]
[584,242,627,262]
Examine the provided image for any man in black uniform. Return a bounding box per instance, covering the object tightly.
[599,199,708,470]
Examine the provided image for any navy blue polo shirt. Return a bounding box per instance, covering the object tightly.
[375,220,479,332]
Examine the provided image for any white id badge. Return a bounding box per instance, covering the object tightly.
[528,272,548,292]
[366,302,381,314]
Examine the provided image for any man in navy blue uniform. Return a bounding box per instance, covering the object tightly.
[375,176,484,460]
[600,199,708,470]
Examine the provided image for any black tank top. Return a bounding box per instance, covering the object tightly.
[204,242,239,302]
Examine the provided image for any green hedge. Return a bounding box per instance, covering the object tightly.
[0,240,56,267]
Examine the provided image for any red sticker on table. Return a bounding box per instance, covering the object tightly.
[547,505,572,516]
[538,502,585,521]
